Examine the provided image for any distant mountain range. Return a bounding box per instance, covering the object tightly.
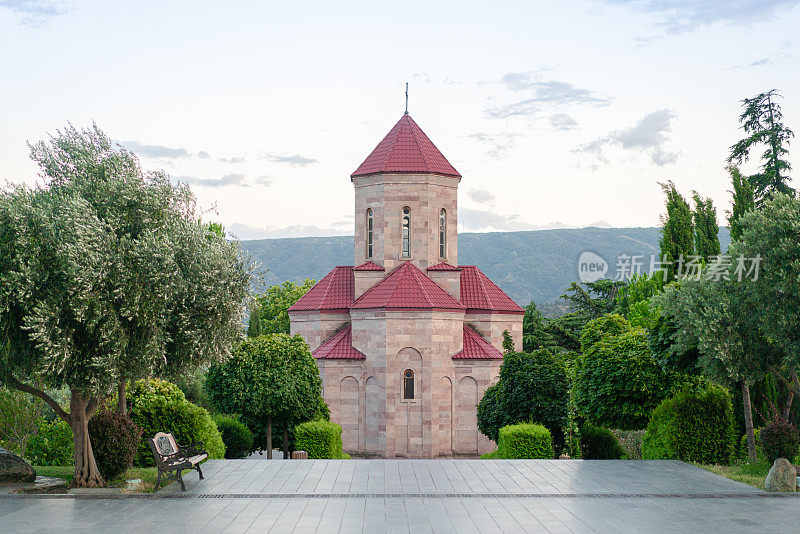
[240,227,731,305]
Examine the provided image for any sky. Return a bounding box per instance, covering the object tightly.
[1,0,799,240]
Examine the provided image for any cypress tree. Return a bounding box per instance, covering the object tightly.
[658,181,694,281]
[247,304,263,338]
[727,166,756,243]
[692,191,720,262]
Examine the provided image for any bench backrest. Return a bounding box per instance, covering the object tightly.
[151,432,179,458]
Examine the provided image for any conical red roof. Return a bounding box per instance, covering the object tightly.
[453,325,503,360]
[351,114,461,178]
[312,324,365,360]
[351,261,464,311]
[459,266,524,314]
[287,266,353,313]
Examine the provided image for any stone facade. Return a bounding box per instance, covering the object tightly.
[288,114,523,457]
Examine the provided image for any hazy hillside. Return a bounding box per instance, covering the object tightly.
[240,227,731,305]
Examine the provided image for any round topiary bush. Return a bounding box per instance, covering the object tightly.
[642,385,735,464]
[214,415,254,459]
[88,409,143,480]
[761,419,800,464]
[25,418,74,466]
[128,378,225,466]
[579,423,624,459]
[497,423,553,459]
[574,329,672,430]
[294,420,345,459]
[579,314,631,353]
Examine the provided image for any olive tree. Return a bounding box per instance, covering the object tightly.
[0,124,250,486]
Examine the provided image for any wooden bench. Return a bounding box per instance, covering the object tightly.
[148,432,208,492]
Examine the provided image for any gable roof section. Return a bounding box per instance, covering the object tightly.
[453,325,503,360]
[354,261,384,271]
[287,266,354,313]
[427,262,460,271]
[351,261,464,311]
[459,266,525,314]
[351,114,461,178]
[312,324,365,359]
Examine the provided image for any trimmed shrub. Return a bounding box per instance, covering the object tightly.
[574,329,672,430]
[214,415,254,459]
[294,420,344,459]
[497,423,553,459]
[478,350,568,452]
[25,418,74,466]
[128,378,225,466]
[642,385,734,464]
[88,409,142,480]
[761,420,800,464]
[579,423,624,459]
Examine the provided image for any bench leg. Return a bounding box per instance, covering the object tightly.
[176,470,186,492]
[196,463,204,480]
[155,470,162,492]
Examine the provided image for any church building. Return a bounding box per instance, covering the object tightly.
[288,113,523,457]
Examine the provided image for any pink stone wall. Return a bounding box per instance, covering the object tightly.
[465,312,524,353]
[288,311,350,352]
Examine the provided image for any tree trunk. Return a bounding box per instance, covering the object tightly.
[117,381,127,417]
[283,425,289,460]
[266,416,272,459]
[742,382,757,464]
[70,392,105,487]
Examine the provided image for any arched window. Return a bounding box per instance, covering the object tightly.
[403,369,414,400]
[439,208,447,259]
[401,206,411,258]
[366,208,373,259]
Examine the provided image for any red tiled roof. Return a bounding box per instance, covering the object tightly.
[287,266,354,313]
[427,262,461,271]
[453,325,503,360]
[354,261,384,271]
[459,266,525,314]
[312,324,365,360]
[351,114,461,178]
[351,261,465,311]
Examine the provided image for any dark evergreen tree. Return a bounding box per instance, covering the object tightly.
[728,89,794,204]
[726,166,756,243]
[692,191,720,262]
[247,303,263,338]
[658,181,694,281]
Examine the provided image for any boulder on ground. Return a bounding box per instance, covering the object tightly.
[0,447,36,483]
[765,458,797,492]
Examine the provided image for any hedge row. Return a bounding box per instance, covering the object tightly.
[497,423,553,459]
[294,420,346,459]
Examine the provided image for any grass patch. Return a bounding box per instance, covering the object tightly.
[695,460,772,489]
[33,466,159,492]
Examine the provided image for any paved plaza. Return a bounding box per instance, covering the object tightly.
[1,460,798,533]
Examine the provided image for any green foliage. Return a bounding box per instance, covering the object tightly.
[579,423,624,459]
[476,383,504,443]
[615,273,664,329]
[739,428,762,461]
[544,312,583,352]
[497,423,553,459]
[478,350,569,451]
[760,420,800,464]
[692,192,720,262]
[25,419,74,466]
[247,304,263,338]
[522,302,554,352]
[502,330,515,354]
[171,369,210,409]
[0,387,47,456]
[294,420,345,459]
[574,329,672,430]
[611,429,645,460]
[88,409,143,480]
[642,386,735,464]
[726,166,756,243]
[480,449,501,459]
[562,279,625,323]
[254,280,316,335]
[659,181,694,281]
[205,334,326,452]
[213,415,254,459]
[579,314,631,354]
[127,378,225,467]
[728,89,795,203]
